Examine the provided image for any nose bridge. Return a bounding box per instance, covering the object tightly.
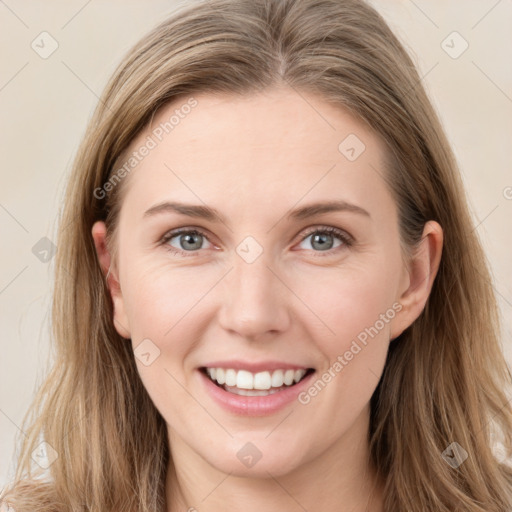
[218,249,290,338]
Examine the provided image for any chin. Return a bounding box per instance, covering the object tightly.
[201,437,308,478]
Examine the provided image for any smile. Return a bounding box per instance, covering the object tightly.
[201,367,314,396]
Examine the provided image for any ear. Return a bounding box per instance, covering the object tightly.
[389,220,443,340]
[91,221,131,339]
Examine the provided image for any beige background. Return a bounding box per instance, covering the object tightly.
[1,0,511,486]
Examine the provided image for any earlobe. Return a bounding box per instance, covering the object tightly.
[91,221,131,339]
[390,220,443,339]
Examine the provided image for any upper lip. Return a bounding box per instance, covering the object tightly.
[200,360,313,372]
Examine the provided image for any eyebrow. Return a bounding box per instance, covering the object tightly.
[143,199,371,225]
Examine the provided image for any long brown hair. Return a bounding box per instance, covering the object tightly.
[2,0,511,510]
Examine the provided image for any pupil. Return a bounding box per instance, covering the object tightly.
[312,233,333,251]
[182,233,202,250]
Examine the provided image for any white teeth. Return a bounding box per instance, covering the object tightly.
[236,370,254,389]
[204,367,309,391]
[283,369,295,385]
[294,369,305,383]
[224,386,283,396]
[216,368,225,385]
[225,369,237,387]
[254,371,271,390]
[271,369,284,387]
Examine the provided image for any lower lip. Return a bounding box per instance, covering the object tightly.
[199,369,315,416]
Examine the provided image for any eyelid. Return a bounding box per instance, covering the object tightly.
[298,225,353,246]
[159,226,216,257]
[159,224,353,257]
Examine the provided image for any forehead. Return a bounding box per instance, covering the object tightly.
[143,87,379,163]
[117,86,392,221]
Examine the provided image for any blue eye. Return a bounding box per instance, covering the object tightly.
[298,227,352,254]
[161,229,212,256]
[160,226,352,257]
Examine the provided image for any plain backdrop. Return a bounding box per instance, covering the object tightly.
[1,0,511,487]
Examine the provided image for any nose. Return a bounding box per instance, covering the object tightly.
[217,254,291,340]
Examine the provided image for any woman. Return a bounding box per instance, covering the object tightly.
[2,0,511,510]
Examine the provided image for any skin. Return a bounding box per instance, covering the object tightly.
[92,86,443,511]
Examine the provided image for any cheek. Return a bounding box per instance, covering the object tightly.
[292,258,399,430]
[293,255,401,355]
[121,258,218,356]
[120,262,218,419]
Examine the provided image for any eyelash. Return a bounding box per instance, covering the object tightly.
[159,226,353,258]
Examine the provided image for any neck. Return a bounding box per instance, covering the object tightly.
[165,405,385,512]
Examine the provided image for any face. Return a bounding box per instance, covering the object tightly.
[93,86,437,479]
